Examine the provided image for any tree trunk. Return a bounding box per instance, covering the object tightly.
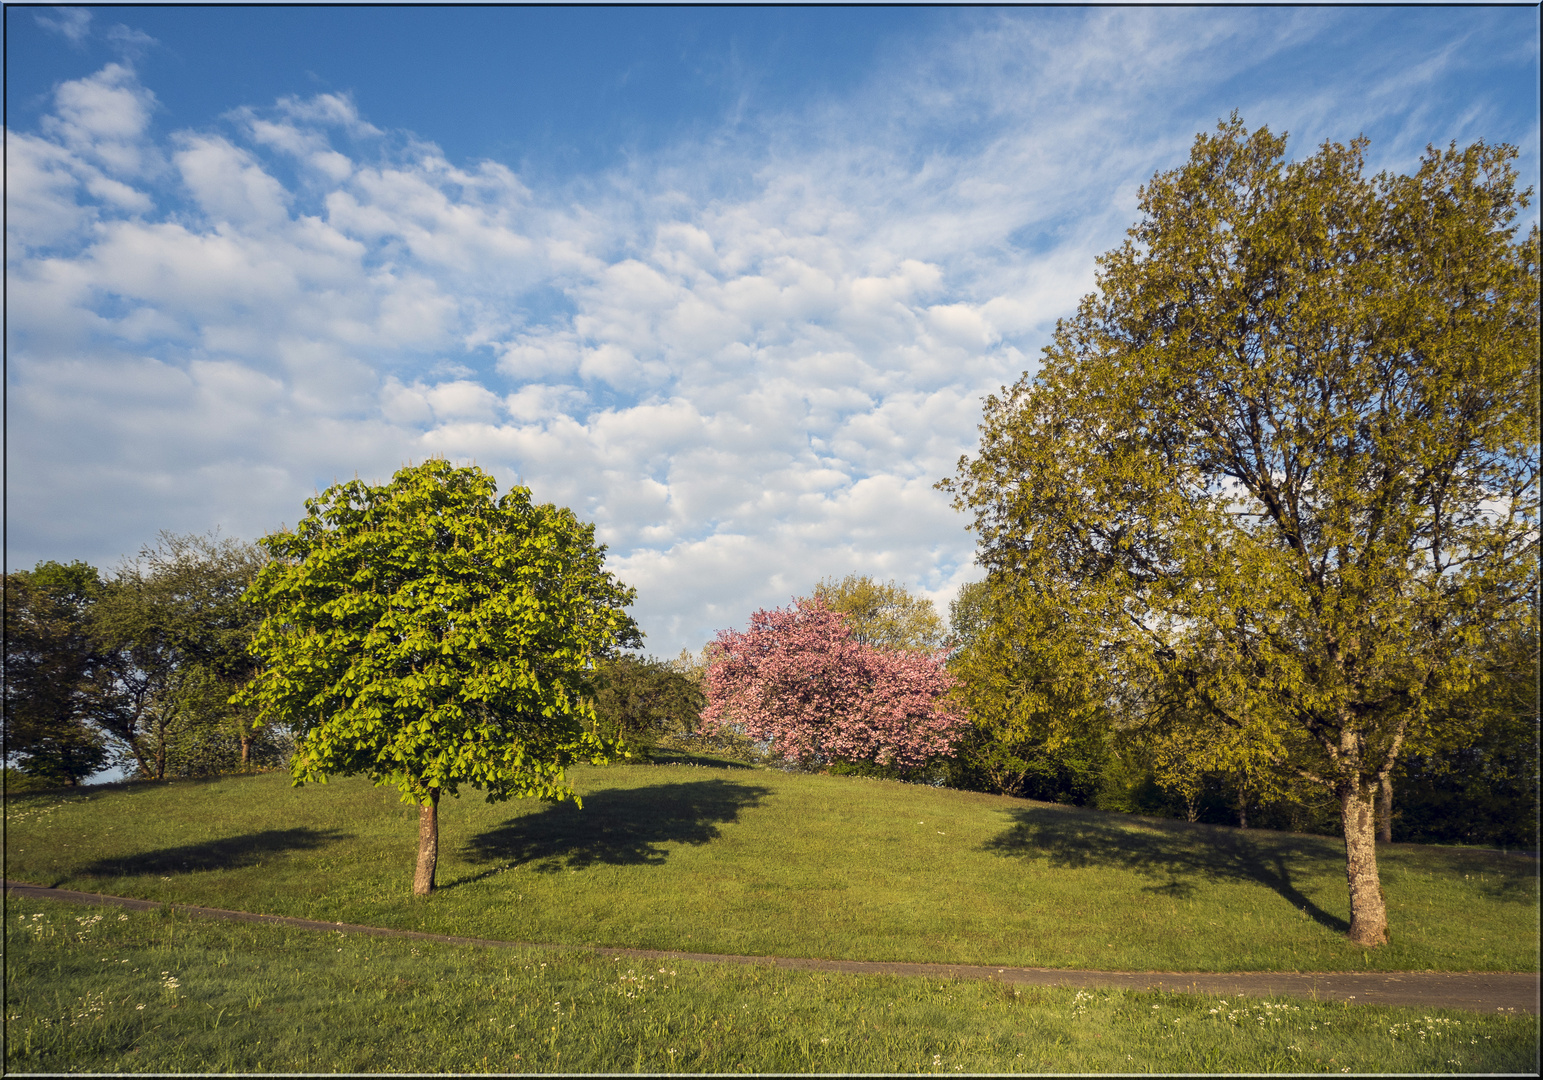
[413,789,440,897]
[1376,774,1392,843]
[239,732,250,768]
[1237,794,1248,830]
[1340,781,1389,946]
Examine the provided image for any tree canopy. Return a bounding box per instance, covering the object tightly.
[944,118,1539,946]
[237,459,641,895]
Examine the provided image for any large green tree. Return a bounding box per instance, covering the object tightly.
[237,460,641,896]
[945,119,1538,946]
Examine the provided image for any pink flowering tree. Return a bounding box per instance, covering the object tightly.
[700,598,967,771]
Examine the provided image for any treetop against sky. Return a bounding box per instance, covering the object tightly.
[6,4,1538,658]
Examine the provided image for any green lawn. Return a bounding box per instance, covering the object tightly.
[5,900,1536,1074]
[4,761,1537,973]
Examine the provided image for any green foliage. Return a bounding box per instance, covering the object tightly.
[944,117,1539,942]
[90,532,270,779]
[2,561,111,785]
[8,902,1538,1074]
[947,579,991,650]
[811,574,945,650]
[587,655,706,759]
[1392,627,1540,848]
[943,576,1111,803]
[2,766,63,794]
[237,459,642,809]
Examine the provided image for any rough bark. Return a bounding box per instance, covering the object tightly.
[1376,775,1393,843]
[1340,781,1389,946]
[239,733,250,768]
[413,789,440,897]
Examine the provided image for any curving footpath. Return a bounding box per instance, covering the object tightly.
[7,880,1537,1015]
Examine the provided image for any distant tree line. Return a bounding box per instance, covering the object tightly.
[8,545,1532,856]
[3,533,289,788]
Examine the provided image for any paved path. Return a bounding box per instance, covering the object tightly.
[7,881,1537,1015]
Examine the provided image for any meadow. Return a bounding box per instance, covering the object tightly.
[5,759,1536,974]
[5,899,1536,1074]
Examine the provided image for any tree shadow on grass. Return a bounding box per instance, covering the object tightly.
[984,805,1350,933]
[452,779,772,884]
[79,828,351,879]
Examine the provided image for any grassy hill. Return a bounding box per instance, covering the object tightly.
[5,760,1536,973]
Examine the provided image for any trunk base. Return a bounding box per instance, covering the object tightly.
[1342,783,1389,946]
[413,790,440,897]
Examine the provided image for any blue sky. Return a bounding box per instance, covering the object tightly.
[7,4,1540,658]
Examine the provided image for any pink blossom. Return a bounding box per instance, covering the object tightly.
[700,598,966,769]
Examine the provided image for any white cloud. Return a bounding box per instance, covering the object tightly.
[35,7,92,45]
[42,63,158,175]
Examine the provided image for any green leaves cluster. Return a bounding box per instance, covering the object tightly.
[811,575,945,651]
[237,460,642,808]
[2,562,112,786]
[586,655,707,758]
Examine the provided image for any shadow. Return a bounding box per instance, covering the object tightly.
[454,779,772,883]
[645,749,756,770]
[80,827,350,878]
[984,805,1351,933]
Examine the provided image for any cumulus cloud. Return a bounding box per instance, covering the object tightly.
[9,9,1536,657]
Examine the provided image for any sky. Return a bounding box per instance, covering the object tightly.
[7,3,1540,660]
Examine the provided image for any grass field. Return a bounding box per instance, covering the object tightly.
[5,900,1536,1074]
[4,759,1536,974]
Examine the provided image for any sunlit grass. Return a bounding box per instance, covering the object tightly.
[6,901,1536,1074]
[5,762,1536,973]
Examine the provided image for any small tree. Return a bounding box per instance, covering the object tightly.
[237,460,641,896]
[943,576,1110,802]
[588,655,706,758]
[700,598,965,772]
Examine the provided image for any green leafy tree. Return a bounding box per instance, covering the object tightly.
[943,576,1109,802]
[237,460,641,896]
[2,562,111,786]
[588,655,706,758]
[946,580,991,651]
[811,575,944,650]
[944,119,1538,946]
[90,532,269,779]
